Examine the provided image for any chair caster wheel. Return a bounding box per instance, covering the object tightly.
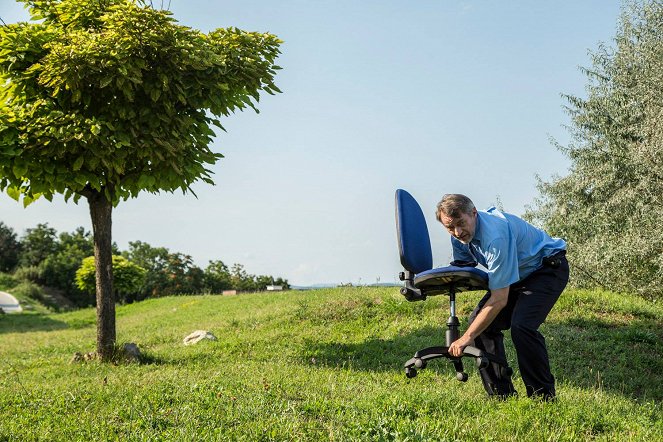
[405,367,418,378]
[476,356,489,369]
[456,372,468,382]
[414,358,426,369]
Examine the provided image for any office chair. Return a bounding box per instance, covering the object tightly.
[395,189,513,381]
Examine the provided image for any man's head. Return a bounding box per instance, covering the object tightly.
[436,194,477,244]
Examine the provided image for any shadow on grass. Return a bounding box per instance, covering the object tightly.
[0,313,69,334]
[302,316,663,401]
[137,352,168,365]
[545,316,662,401]
[301,325,459,375]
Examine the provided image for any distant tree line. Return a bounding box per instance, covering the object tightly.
[0,221,289,308]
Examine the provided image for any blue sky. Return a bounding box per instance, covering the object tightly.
[0,1,622,285]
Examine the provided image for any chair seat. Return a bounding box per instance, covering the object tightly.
[414,265,488,295]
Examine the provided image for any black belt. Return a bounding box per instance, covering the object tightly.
[542,250,566,269]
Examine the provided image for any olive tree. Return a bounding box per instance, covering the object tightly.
[0,0,281,359]
[526,1,663,299]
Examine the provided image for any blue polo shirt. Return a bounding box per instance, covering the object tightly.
[451,207,566,290]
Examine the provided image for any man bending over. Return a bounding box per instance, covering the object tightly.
[436,194,568,400]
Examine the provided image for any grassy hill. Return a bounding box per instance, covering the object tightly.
[0,287,661,441]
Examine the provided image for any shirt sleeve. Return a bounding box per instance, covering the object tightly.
[483,237,519,290]
[450,238,476,265]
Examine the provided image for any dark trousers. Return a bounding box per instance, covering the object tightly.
[469,253,569,398]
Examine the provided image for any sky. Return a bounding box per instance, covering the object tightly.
[0,0,623,286]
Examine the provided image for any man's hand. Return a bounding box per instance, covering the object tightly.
[449,287,510,358]
[448,334,474,358]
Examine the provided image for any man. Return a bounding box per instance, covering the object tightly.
[436,194,569,400]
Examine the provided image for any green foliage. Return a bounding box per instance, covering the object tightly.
[76,255,146,303]
[161,253,205,296]
[38,227,96,306]
[526,0,663,299]
[17,223,58,267]
[3,222,287,306]
[0,272,53,312]
[230,262,254,291]
[0,0,281,358]
[12,265,41,283]
[124,241,289,297]
[0,288,660,439]
[0,0,282,206]
[0,222,20,272]
[0,272,19,290]
[203,260,233,293]
[228,263,290,292]
[9,280,45,300]
[122,240,203,299]
[8,280,59,310]
[12,225,106,307]
[121,240,170,295]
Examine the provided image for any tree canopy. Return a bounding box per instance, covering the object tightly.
[0,0,282,359]
[0,0,281,205]
[0,222,20,272]
[526,0,663,299]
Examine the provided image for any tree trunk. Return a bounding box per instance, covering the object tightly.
[87,191,115,361]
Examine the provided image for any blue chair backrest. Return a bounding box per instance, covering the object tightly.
[395,189,433,274]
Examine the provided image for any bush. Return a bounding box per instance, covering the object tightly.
[13,266,42,283]
[40,253,90,307]
[0,272,18,290]
[10,281,60,311]
[76,256,146,304]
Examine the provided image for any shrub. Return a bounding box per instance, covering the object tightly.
[76,256,146,304]
[10,281,60,311]
[13,266,42,283]
[0,272,18,290]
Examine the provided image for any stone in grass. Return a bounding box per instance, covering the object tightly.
[122,343,141,362]
[183,330,217,346]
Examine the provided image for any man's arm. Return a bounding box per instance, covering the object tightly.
[448,286,509,357]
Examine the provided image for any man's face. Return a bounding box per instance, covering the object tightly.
[439,209,477,244]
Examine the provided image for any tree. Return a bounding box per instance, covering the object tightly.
[203,260,233,293]
[122,240,170,299]
[76,255,146,304]
[0,0,281,360]
[18,223,58,268]
[162,252,205,295]
[525,1,663,299]
[122,240,204,298]
[39,226,97,306]
[273,277,290,290]
[0,221,20,272]
[230,263,256,291]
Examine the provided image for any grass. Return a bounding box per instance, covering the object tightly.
[0,287,661,441]
[0,272,57,314]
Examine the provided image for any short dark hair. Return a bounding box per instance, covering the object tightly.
[436,194,475,221]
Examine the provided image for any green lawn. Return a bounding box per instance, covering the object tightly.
[1,287,661,441]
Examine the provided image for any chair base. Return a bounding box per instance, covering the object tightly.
[403,345,513,381]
